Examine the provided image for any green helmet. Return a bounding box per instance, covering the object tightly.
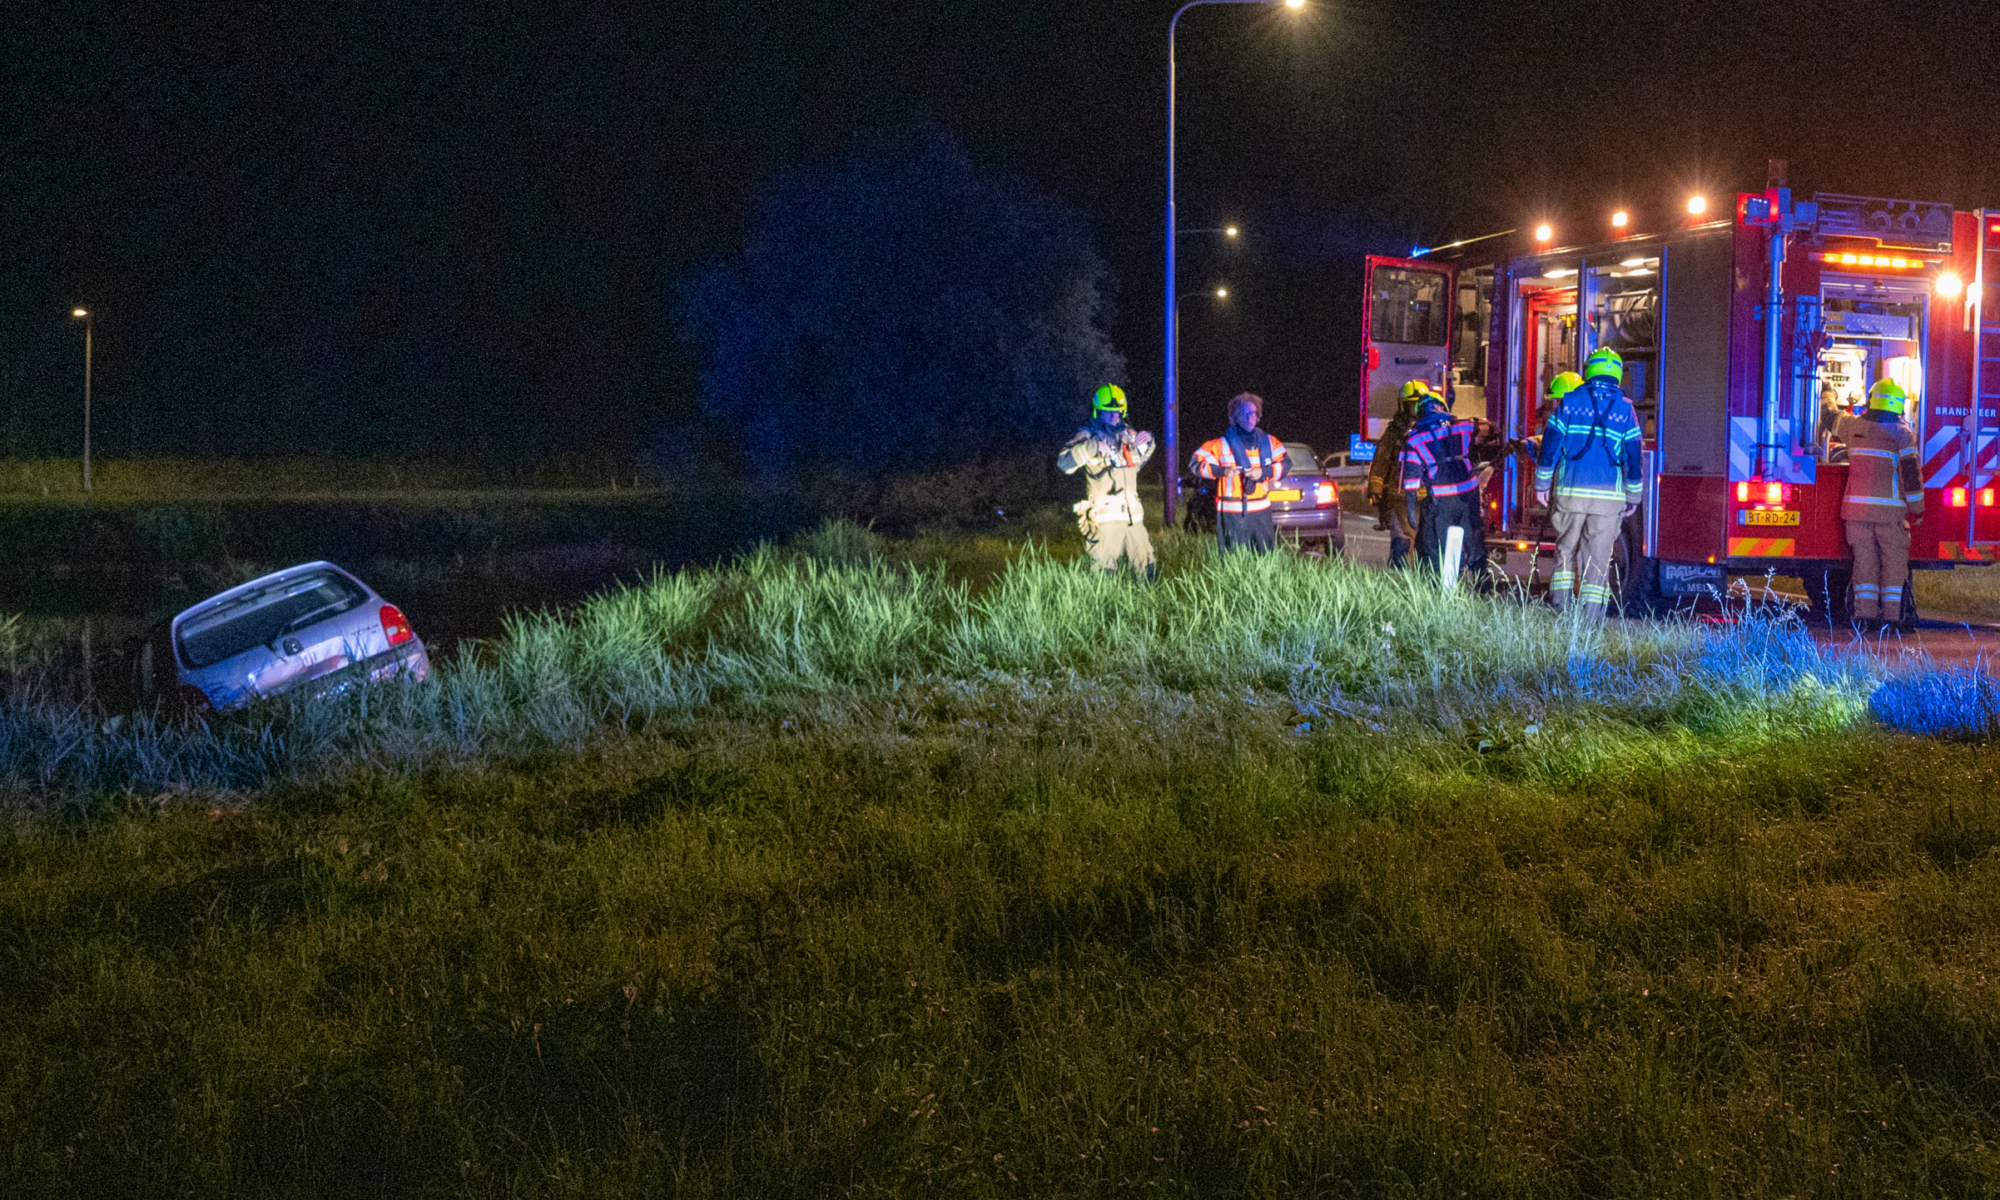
[1544,370,1584,401]
[1092,384,1128,414]
[1867,379,1908,415]
[1582,348,1624,383]
[1398,379,1433,413]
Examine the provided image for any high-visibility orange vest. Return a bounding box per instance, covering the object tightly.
[1191,429,1286,515]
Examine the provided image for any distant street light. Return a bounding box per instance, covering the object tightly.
[71,308,92,494]
[1534,223,1554,244]
[1611,210,1629,229]
[1687,195,1708,216]
[1165,0,1303,526]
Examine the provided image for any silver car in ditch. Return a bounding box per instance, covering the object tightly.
[167,561,430,711]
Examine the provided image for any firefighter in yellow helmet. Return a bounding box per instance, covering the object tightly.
[1835,378,1923,626]
[1535,350,1643,620]
[1363,380,1431,567]
[1059,384,1157,577]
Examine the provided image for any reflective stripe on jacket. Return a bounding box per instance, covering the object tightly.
[1400,414,1480,497]
[1060,419,1155,526]
[1191,429,1286,514]
[1534,378,1644,507]
[1834,410,1922,523]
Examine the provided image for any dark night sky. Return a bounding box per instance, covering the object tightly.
[5,0,1998,461]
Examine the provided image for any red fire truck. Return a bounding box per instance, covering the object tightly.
[1361,186,2000,623]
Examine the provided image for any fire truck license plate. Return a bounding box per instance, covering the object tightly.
[1741,510,1800,526]
[1268,489,1302,501]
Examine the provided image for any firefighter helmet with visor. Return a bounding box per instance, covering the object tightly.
[1545,370,1584,400]
[1092,384,1128,414]
[1867,379,1908,415]
[1582,348,1624,383]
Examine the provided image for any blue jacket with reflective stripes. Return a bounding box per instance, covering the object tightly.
[1400,413,1480,497]
[1534,378,1644,509]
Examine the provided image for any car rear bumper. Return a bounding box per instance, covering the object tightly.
[206,639,431,710]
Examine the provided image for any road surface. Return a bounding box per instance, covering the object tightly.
[1339,521,2000,667]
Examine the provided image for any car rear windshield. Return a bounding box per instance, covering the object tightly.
[1284,444,1321,475]
[177,570,368,669]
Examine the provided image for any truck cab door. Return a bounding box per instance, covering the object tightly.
[1361,256,1455,439]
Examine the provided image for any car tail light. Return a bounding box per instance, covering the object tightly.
[380,605,415,647]
[1315,483,1335,506]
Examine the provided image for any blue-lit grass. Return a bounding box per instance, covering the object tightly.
[0,522,1887,803]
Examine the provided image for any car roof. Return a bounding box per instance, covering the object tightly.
[170,561,369,633]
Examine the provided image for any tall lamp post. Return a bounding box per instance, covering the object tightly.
[1165,0,1302,527]
[72,308,92,494]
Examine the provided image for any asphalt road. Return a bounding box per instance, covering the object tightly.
[1339,520,2000,667]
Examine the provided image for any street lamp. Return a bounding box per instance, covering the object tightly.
[1166,0,1302,527]
[71,308,92,494]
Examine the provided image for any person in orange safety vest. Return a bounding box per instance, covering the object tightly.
[1190,392,1287,553]
[1835,378,1924,626]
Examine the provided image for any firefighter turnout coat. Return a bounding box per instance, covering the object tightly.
[1191,428,1286,514]
[1533,378,1645,514]
[1834,409,1922,621]
[1059,417,1156,573]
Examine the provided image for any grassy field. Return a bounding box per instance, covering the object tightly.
[2,525,1997,1196]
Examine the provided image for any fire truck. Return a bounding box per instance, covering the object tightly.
[1360,182,2000,623]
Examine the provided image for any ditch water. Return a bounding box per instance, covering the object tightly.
[0,491,805,704]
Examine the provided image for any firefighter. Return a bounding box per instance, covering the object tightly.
[1191,392,1287,553]
[1524,371,1584,457]
[1835,379,1923,626]
[1364,382,1426,567]
[1058,383,1157,578]
[1534,348,1644,620]
[1400,389,1486,583]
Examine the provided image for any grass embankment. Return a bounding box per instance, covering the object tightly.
[2,527,1997,1196]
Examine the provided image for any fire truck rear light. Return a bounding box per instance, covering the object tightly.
[1951,487,1969,507]
[1736,482,1749,502]
[380,604,415,647]
[1764,482,1784,505]
[1983,488,1996,507]
[1516,541,1529,551]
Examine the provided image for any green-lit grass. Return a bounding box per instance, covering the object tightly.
[1916,563,2000,620]
[2,688,1997,1196]
[2,521,1988,1196]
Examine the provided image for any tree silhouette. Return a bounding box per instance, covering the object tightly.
[681,125,1124,476]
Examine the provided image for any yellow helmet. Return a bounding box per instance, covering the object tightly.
[1092,384,1128,414]
[1582,348,1624,383]
[1399,379,1434,401]
[1866,379,1908,415]
[1544,371,1584,401]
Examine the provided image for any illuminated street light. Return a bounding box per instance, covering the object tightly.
[1611,210,1629,229]
[1166,0,1304,527]
[1687,195,1708,216]
[1225,226,1239,237]
[71,308,92,494]
[1534,223,1553,243]
[1215,286,1229,298]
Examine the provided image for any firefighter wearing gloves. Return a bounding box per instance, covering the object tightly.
[1058,384,1157,578]
[1535,348,1644,621]
[1364,382,1427,567]
[1191,392,1286,553]
[1399,390,1486,583]
[1835,379,1923,626]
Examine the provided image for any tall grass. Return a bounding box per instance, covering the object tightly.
[2,523,1997,1196]
[0,524,1885,806]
